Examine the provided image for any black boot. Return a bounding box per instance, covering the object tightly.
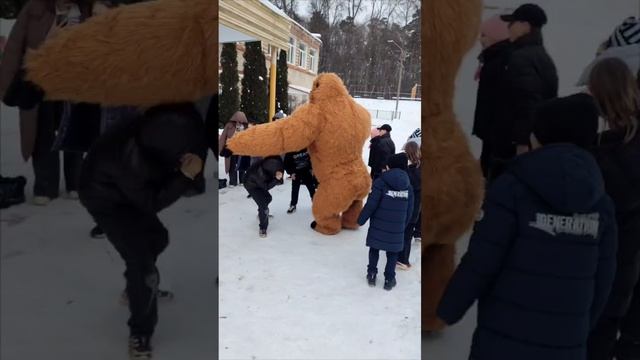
[366,272,377,287]
[128,335,152,359]
[616,335,640,360]
[287,205,296,214]
[383,277,397,291]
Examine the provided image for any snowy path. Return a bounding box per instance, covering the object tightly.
[422,1,638,358]
[218,99,422,360]
[0,105,218,359]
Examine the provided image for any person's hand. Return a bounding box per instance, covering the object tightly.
[180,153,203,179]
[516,145,529,155]
[291,173,296,180]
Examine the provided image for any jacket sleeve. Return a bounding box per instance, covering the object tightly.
[357,180,384,225]
[368,142,378,168]
[406,184,415,228]
[116,171,193,214]
[507,53,544,145]
[227,104,321,156]
[590,201,618,329]
[437,176,517,325]
[0,1,30,99]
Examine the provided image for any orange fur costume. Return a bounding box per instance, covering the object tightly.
[24,0,217,107]
[227,73,372,235]
[422,0,485,331]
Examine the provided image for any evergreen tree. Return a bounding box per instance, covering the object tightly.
[0,0,27,19]
[276,49,289,114]
[241,41,268,123]
[219,43,240,128]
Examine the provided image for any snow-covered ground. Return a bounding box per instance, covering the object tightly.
[219,98,422,360]
[0,105,218,359]
[422,1,639,358]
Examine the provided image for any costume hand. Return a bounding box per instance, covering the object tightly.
[180,153,203,179]
[516,145,529,155]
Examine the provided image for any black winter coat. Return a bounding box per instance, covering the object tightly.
[243,156,284,191]
[592,128,640,319]
[438,144,618,360]
[499,32,558,148]
[368,134,395,174]
[473,40,511,141]
[79,103,206,215]
[284,149,312,175]
[358,168,414,252]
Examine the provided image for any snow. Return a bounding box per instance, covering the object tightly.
[423,1,639,358]
[219,98,421,359]
[0,104,218,359]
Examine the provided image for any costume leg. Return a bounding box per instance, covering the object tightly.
[422,243,456,331]
[311,182,349,235]
[341,199,363,230]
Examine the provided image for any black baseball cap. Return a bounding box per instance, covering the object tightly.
[501,4,548,28]
[377,124,392,132]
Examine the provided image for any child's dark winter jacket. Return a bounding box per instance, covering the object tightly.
[357,168,414,252]
[243,156,284,191]
[592,128,640,320]
[437,144,618,360]
[79,103,206,215]
[284,149,312,175]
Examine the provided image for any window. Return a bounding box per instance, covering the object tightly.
[262,42,271,56]
[297,42,307,68]
[309,49,316,72]
[288,38,295,64]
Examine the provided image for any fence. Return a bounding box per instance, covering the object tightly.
[368,109,400,121]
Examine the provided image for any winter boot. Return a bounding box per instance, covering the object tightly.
[287,205,296,214]
[366,271,377,287]
[128,335,152,359]
[259,229,267,238]
[616,335,640,360]
[383,278,397,291]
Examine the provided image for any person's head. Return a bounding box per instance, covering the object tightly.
[479,15,510,49]
[228,111,247,129]
[531,93,600,150]
[403,141,421,165]
[500,4,547,42]
[377,124,392,136]
[607,17,640,49]
[588,57,640,142]
[136,103,205,170]
[386,153,409,172]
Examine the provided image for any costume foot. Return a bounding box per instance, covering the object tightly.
[341,221,359,230]
[310,221,341,235]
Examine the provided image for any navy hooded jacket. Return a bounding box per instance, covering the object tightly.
[437,144,618,360]
[358,168,414,252]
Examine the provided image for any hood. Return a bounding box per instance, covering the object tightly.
[380,168,411,191]
[229,111,248,124]
[371,133,391,143]
[136,103,205,170]
[509,144,605,213]
[261,156,284,177]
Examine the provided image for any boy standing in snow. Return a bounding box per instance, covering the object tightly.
[243,156,285,237]
[283,148,317,213]
[437,94,618,360]
[358,153,414,291]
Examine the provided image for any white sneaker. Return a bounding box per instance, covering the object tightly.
[33,196,51,206]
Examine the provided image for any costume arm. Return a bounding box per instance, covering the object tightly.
[591,201,618,329]
[0,1,30,98]
[358,180,384,225]
[437,176,517,325]
[227,104,320,156]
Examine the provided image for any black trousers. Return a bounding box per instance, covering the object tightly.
[290,171,317,206]
[486,142,516,185]
[247,187,272,230]
[368,247,399,280]
[588,218,640,360]
[33,102,83,197]
[413,212,422,238]
[229,156,246,186]
[479,140,492,179]
[86,205,168,337]
[398,223,415,266]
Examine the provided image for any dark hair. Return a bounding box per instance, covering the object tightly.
[589,57,640,143]
[403,141,421,166]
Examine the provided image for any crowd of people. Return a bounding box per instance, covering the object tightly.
[0,1,218,358]
[219,107,423,290]
[435,4,640,360]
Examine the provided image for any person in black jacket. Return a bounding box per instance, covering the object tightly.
[473,16,511,178]
[397,142,421,270]
[78,103,205,358]
[244,156,285,238]
[368,124,396,180]
[437,94,618,360]
[283,148,317,213]
[587,58,640,360]
[358,153,414,291]
[489,4,558,182]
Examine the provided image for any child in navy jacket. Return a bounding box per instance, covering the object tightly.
[358,153,414,291]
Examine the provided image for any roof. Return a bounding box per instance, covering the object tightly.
[259,0,323,45]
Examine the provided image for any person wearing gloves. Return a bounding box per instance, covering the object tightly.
[243,156,285,238]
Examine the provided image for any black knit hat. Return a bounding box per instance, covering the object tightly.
[532,93,600,149]
[387,153,408,171]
